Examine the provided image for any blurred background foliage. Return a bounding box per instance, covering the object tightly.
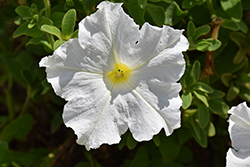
[0,0,250,166]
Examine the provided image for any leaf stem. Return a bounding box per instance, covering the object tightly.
[206,0,216,19]
[43,0,55,51]
[200,18,222,83]
[5,76,14,120]
[43,0,51,18]
[20,88,31,116]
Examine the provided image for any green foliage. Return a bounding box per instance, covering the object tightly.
[0,142,12,165]
[1,0,249,166]
[220,0,242,22]
[187,21,222,51]
[0,115,32,142]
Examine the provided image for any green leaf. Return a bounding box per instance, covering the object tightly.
[196,40,211,51]
[139,0,147,9]
[184,109,198,115]
[0,142,12,165]
[153,135,160,147]
[148,0,171,3]
[204,122,216,137]
[0,116,9,124]
[230,31,246,47]
[181,61,200,87]
[197,103,210,128]
[187,21,195,38]
[66,0,75,6]
[208,100,229,118]
[0,29,10,50]
[220,0,242,22]
[208,89,225,99]
[62,9,76,40]
[176,146,193,164]
[0,115,33,142]
[192,60,201,81]
[177,128,192,145]
[233,47,248,64]
[159,133,181,163]
[11,151,37,166]
[21,69,35,87]
[193,91,209,107]
[146,3,165,26]
[181,91,192,109]
[128,0,145,25]
[13,21,44,38]
[164,1,186,26]
[75,162,91,167]
[27,36,52,52]
[192,82,213,93]
[70,30,78,38]
[193,25,210,41]
[165,162,185,167]
[30,3,38,15]
[3,51,34,85]
[41,79,51,95]
[226,82,240,101]
[230,32,248,64]
[15,6,32,19]
[239,86,250,102]
[127,133,137,150]
[51,112,63,133]
[182,0,206,9]
[28,20,36,29]
[236,74,250,83]
[237,20,248,33]
[82,0,97,15]
[51,12,65,28]
[221,73,234,87]
[118,132,128,150]
[41,25,62,40]
[187,116,207,148]
[207,39,222,51]
[242,0,250,10]
[187,4,211,25]
[221,19,239,31]
[181,65,196,86]
[54,40,65,50]
[38,16,53,28]
[129,146,149,167]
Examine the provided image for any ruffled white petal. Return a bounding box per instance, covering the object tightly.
[226,102,250,167]
[226,149,250,167]
[39,39,107,101]
[124,23,188,83]
[63,92,128,150]
[78,2,140,68]
[112,79,182,141]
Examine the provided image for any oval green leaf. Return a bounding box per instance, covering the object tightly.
[62,9,76,40]
[197,103,210,128]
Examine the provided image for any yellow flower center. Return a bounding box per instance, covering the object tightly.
[107,63,131,84]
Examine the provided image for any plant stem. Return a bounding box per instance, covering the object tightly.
[20,88,31,116]
[43,0,54,50]
[207,0,216,19]
[200,18,222,83]
[5,76,14,120]
[43,0,51,18]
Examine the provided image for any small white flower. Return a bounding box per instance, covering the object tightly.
[226,102,250,167]
[39,1,189,150]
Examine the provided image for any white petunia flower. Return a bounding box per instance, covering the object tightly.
[39,1,189,150]
[226,102,250,167]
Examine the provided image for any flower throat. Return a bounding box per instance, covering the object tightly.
[107,63,131,84]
